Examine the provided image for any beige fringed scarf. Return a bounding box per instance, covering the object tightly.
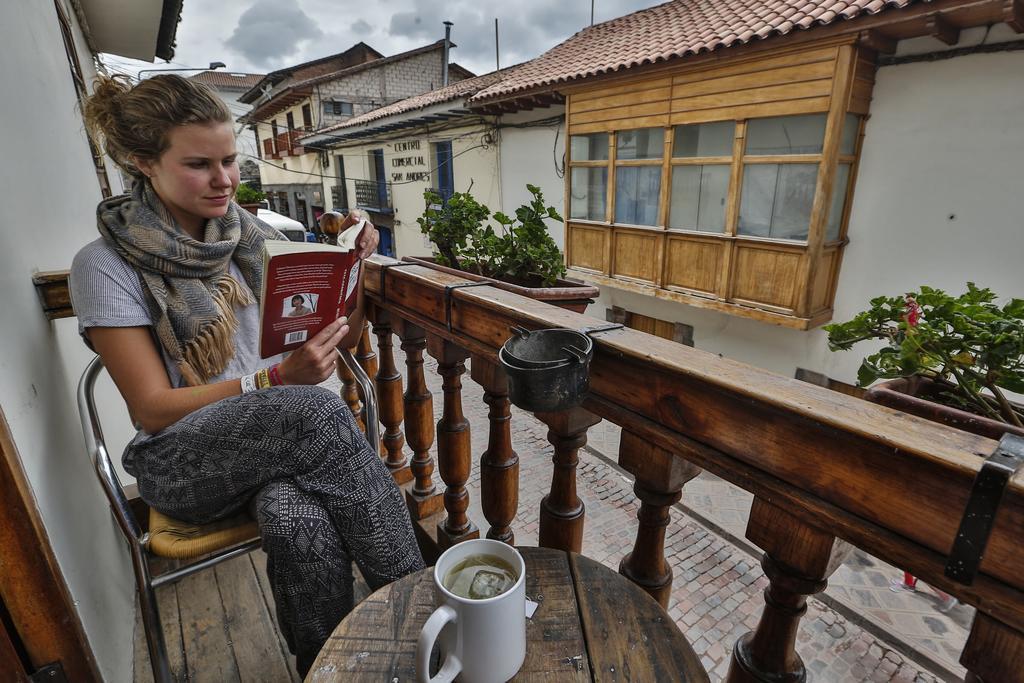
[97,182,282,385]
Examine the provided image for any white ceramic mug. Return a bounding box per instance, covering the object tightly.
[416,539,526,683]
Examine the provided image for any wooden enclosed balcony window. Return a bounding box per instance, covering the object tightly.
[564,41,875,329]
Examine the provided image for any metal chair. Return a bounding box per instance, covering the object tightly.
[77,350,379,682]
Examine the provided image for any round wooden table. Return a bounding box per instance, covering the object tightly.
[308,546,708,682]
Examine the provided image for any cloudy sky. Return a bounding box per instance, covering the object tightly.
[103,0,668,79]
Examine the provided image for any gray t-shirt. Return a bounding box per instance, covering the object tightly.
[70,238,284,433]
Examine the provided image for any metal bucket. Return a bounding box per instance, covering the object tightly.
[499,329,593,412]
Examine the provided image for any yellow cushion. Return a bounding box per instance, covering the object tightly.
[147,508,260,560]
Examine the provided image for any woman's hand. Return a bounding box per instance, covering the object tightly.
[278,317,350,385]
[340,210,380,258]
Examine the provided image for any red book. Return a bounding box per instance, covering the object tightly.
[258,221,364,358]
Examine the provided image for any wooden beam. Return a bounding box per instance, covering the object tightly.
[31,270,73,320]
[857,29,897,54]
[0,410,101,681]
[925,13,961,45]
[1006,0,1024,32]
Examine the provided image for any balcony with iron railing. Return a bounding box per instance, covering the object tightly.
[353,179,393,214]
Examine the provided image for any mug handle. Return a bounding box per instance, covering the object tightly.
[416,605,461,683]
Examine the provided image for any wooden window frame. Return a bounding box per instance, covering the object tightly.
[564,42,872,329]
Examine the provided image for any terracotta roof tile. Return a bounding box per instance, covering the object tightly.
[302,69,509,139]
[471,0,918,102]
[188,71,264,90]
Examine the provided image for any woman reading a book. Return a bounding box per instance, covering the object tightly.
[69,74,423,675]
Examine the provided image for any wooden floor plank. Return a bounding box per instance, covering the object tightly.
[215,554,293,682]
[251,552,301,683]
[133,556,186,682]
[176,564,241,682]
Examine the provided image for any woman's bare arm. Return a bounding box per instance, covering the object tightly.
[89,317,350,434]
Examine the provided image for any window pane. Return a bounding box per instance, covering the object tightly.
[569,167,608,220]
[738,163,818,240]
[616,128,664,160]
[570,134,609,161]
[746,114,827,155]
[840,114,860,156]
[669,165,730,232]
[673,121,735,158]
[826,163,852,242]
[615,166,661,225]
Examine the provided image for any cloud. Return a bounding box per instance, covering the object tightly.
[225,0,324,68]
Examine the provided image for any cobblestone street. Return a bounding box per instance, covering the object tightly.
[340,344,967,682]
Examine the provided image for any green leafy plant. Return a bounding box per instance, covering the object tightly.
[416,184,567,286]
[824,283,1024,426]
[234,182,266,204]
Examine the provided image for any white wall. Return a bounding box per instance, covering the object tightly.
[498,107,567,249]
[0,1,135,679]
[589,34,1024,385]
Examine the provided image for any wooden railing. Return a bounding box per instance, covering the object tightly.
[347,256,1024,683]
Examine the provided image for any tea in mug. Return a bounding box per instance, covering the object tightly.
[442,554,518,599]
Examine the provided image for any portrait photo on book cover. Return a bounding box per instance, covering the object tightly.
[283,293,318,318]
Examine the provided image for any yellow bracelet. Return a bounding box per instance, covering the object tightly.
[255,367,272,390]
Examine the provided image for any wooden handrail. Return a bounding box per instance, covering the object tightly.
[362,255,1024,635]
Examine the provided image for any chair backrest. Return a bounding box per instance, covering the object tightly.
[77,355,145,545]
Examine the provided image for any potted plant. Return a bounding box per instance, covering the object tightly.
[825,283,1024,439]
[409,185,599,313]
[234,182,266,216]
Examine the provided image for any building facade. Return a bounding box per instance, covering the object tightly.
[468,0,1024,388]
[240,41,473,229]
[3,1,180,679]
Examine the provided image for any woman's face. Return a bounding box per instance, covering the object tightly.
[137,122,239,235]
[291,297,303,309]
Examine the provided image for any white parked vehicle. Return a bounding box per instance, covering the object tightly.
[256,208,309,242]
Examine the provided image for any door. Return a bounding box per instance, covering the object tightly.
[435,140,454,202]
[370,149,387,208]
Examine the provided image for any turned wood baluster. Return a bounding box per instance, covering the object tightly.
[960,612,1024,682]
[727,498,853,683]
[535,407,600,553]
[428,336,478,550]
[617,430,701,607]
[369,310,411,484]
[399,322,443,519]
[335,347,365,433]
[354,321,378,384]
[471,356,519,544]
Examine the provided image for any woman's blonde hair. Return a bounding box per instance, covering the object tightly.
[82,73,233,178]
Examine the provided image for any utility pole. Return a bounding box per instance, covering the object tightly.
[495,18,500,70]
[591,0,595,26]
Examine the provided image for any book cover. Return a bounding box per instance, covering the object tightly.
[258,221,364,358]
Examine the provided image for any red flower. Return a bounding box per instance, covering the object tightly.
[904,296,921,327]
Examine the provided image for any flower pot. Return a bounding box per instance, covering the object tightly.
[402,256,599,314]
[865,377,1024,440]
[240,203,260,216]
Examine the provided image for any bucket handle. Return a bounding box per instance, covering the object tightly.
[561,345,588,364]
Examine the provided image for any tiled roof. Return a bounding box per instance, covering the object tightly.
[306,69,509,138]
[188,71,265,91]
[471,0,916,102]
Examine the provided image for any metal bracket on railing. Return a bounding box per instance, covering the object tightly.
[578,322,625,337]
[377,261,418,303]
[944,433,1024,585]
[444,282,491,332]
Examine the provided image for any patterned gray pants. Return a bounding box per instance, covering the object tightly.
[125,385,425,675]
